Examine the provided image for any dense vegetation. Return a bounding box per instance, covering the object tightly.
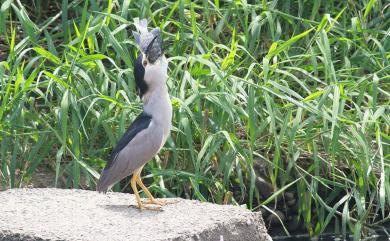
[0,0,389,238]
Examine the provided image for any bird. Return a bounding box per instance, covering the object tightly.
[96,18,173,210]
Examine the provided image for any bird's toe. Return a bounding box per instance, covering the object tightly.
[142,198,179,206]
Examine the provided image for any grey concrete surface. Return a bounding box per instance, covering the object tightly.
[0,188,272,241]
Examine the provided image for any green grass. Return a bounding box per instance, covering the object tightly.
[0,0,389,238]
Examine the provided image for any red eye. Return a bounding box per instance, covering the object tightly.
[142,59,147,67]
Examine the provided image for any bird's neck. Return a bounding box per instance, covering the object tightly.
[142,83,172,125]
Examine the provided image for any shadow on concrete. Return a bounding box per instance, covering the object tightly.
[99,204,162,216]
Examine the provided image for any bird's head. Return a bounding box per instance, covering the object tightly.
[133,19,167,98]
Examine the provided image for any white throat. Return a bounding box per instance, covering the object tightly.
[142,77,172,142]
[142,55,171,122]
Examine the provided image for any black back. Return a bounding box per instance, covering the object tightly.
[104,111,152,170]
[134,55,148,97]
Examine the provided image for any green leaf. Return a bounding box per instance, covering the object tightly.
[33,47,61,65]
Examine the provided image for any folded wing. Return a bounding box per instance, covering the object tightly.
[96,112,163,192]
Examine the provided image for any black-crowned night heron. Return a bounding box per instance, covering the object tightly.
[97,19,173,210]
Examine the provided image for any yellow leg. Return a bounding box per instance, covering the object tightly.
[130,175,144,210]
[135,174,164,205]
[134,173,178,206]
[130,167,161,211]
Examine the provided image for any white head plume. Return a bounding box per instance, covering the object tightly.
[132,18,163,63]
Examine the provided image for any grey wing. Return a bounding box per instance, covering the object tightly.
[97,122,164,192]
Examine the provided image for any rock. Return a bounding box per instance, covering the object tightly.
[284,192,294,201]
[255,176,274,200]
[285,215,302,232]
[0,188,272,241]
[286,198,296,207]
[266,210,285,226]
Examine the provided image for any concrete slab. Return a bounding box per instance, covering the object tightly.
[0,188,272,241]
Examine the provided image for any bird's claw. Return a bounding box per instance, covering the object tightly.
[142,198,179,206]
[128,203,162,211]
[139,205,162,211]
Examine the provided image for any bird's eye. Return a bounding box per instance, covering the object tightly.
[142,59,148,67]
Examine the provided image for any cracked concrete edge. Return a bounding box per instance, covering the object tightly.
[0,231,52,241]
[0,211,272,241]
[172,212,273,241]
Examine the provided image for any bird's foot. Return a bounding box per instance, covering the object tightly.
[129,203,162,211]
[142,198,179,206]
[140,205,162,211]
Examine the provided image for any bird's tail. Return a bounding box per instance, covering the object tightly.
[96,170,110,193]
